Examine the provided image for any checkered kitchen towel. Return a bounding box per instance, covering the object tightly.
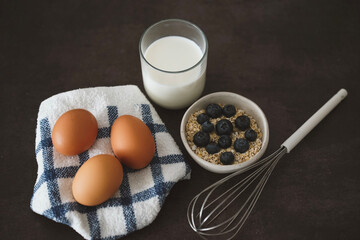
[30,85,191,239]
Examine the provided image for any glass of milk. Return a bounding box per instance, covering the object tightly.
[139,19,208,109]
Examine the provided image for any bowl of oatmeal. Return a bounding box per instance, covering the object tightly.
[180,92,269,174]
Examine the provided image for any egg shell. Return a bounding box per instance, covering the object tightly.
[110,115,155,169]
[52,109,98,156]
[72,154,123,206]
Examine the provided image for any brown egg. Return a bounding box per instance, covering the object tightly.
[72,154,123,206]
[52,109,98,156]
[110,115,155,169]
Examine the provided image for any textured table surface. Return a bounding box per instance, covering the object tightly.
[1,1,359,239]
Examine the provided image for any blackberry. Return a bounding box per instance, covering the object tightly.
[216,119,233,135]
[197,113,209,124]
[220,152,234,165]
[206,103,222,118]
[245,129,257,142]
[193,131,210,147]
[235,115,250,131]
[234,138,249,153]
[222,104,236,118]
[201,121,214,133]
[218,135,232,149]
[205,143,220,154]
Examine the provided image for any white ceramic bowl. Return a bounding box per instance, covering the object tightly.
[180,92,269,174]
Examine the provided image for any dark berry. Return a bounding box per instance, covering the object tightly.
[234,138,249,153]
[201,121,214,133]
[216,119,233,135]
[222,104,236,118]
[218,135,232,149]
[220,152,234,165]
[197,113,209,124]
[245,129,257,141]
[205,143,220,154]
[206,103,222,118]
[235,115,250,131]
[193,131,210,147]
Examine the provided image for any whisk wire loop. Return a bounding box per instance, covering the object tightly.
[187,147,287,239]
[188,153,274,232]
[199,159,272,229]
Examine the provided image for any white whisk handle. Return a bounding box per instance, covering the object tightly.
[281,88,348,153]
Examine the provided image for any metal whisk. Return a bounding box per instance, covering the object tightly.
[187,89,348,240]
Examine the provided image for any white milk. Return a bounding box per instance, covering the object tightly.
[141,36,206,109]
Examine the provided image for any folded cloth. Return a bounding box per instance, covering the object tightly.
[30,85,191,239]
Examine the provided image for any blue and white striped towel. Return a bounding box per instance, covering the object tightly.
[30,85,191,239]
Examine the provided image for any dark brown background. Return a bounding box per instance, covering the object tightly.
[1,0,359,239]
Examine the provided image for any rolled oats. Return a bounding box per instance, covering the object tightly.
[185,106,262,165]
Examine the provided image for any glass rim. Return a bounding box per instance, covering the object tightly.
[139,18,208,74]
